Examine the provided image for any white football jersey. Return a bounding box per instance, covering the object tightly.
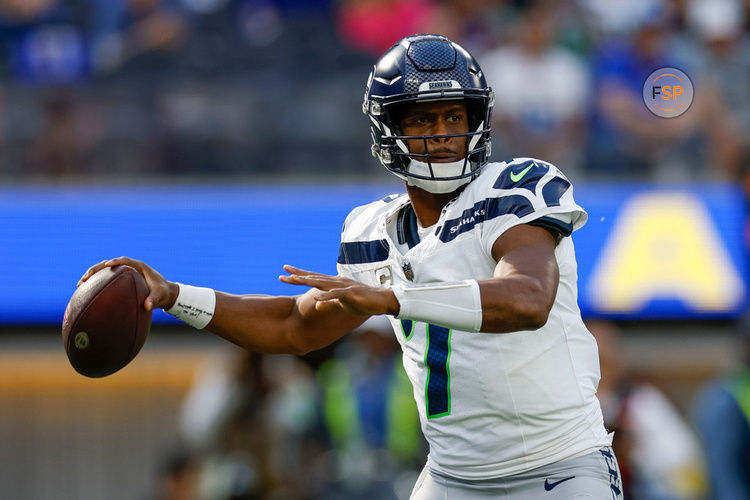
[336,158,611,479]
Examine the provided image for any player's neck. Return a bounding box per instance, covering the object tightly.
[405,183,466,227]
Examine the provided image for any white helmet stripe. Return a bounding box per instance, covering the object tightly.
[468,121,484,151]
[382,123,410,154]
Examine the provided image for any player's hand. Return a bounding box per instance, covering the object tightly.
[279,265,400,316]
[77,257,178,311]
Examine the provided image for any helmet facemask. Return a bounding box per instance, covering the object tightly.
[370,93,493,193]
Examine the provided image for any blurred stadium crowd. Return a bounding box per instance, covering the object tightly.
[3,0,750,499]
[156,319,715,500]
[0,0,748,183]
[163,317,427,500]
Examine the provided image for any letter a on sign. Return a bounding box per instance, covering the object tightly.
[588,192,744,312]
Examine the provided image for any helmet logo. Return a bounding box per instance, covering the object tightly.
[427,80,456,90]
[419,80,460,92]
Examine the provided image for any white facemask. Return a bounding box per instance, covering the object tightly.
[405,159,473,194]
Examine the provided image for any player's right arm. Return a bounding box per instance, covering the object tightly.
[206,288,367,354]
[78,257,376,355]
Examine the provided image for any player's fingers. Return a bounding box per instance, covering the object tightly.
[143,287,159,311]
[314,288,368,313]
[314,298,343,312]
[80,256,147,287]
[108,258,163,287]
[315,294,373,316]
[279,275,326,289]
[105,256,140,269]
[279,274,341,290]
[144,287,168,311]
[278,274,313,285]
[314,288,349,301]
[282,265,329,278]
[78,260,110,286]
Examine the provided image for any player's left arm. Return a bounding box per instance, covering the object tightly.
[479,223,559,332]
[285,223,558,334]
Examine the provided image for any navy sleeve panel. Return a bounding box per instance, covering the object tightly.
[542,177,572,207]
[337,240,390,264]
[527,216,574,239]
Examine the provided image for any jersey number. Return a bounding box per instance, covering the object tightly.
[402,320,452,419]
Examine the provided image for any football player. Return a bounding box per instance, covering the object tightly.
[80,34,623,499]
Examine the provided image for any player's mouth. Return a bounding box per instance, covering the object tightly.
[428,149,461,162]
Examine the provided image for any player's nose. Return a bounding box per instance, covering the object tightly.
[429,118,451,142]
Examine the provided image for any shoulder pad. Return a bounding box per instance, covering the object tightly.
[492,158,571,207]
[342,195,402,235]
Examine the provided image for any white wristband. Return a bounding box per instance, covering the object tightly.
[166,283,216,329]
[391,280,482,332]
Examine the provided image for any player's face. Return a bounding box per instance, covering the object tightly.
[399,100,469,163]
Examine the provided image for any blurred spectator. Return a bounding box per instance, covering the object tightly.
[586,2,678,179]
[31,92,81,176]
[590,320,706,500]
[428,0,508,56]
[577,0,679,37]
[152,447,200,500]
[178,348,319,498]
[336,0,437,57]
[0,0,91,83]
[692,314,750,500]
[481,0,590,175]
[313,315,424,500]
[176,318,423,499]
[586,1,740,181]
[680,0,750,180]
[0,0,747,181]
[91,0,188,78]
[0,86,6,168]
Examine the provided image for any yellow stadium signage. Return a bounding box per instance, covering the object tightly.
[588,192,743,312]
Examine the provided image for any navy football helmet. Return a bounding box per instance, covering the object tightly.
[363,34,493,189]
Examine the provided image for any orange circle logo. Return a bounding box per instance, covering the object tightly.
[642,68,693,118]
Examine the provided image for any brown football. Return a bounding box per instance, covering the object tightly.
[62,265,152,378]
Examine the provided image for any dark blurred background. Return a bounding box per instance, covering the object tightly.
[0,0,747,184]
[2,0,750,499]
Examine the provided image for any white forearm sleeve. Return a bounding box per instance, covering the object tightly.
[165,283,216,329]
[391,280,483,332]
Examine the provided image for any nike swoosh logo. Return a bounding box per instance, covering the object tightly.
[509,162,535,182]
[544,476,575,491]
